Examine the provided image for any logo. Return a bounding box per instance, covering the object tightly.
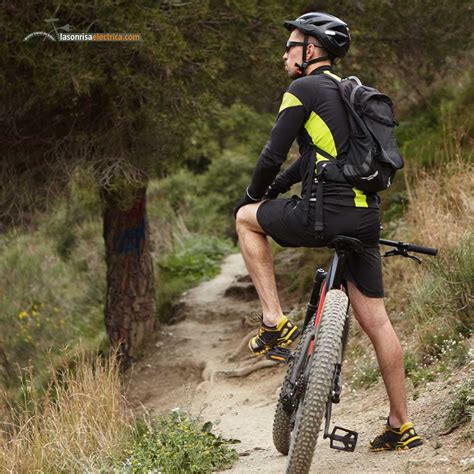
[24,18,141,43]
[23,18,71,41]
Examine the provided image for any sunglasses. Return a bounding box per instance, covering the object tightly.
[285,40,322,53]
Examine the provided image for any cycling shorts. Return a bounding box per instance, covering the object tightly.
[256,198,384,298]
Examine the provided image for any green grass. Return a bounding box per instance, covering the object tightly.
[347,349,380,389]
[406,240,473,362]
[156,235,236,322]
[445,381,474,430]
[121,413,239,473]
[0,221,106,395]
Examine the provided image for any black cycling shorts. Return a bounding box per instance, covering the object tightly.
[256,198,384,298]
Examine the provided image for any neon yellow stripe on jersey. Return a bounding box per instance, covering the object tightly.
[353,188,368,207]
[323,70,342,81]
[304,112,337,158]
[278,92,303,114]
[316,153,329,163]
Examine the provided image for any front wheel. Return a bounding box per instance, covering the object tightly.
[286,289,348,474]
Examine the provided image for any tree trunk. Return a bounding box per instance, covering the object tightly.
[103,186,156,367]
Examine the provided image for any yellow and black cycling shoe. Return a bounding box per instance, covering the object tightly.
[248,315,300,356]
[369,419,423,452]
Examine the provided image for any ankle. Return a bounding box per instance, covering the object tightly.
[388,415,408,429]
[262,314,284,327]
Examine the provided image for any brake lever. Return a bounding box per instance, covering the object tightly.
[382,248,422,264]
[407,254,422,264]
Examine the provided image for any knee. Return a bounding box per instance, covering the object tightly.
[235,205,252,234]
[235,208,246,236]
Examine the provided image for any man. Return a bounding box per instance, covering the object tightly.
[234,12,422,452]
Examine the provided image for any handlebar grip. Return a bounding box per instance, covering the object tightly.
[379,238,438,256]
[405,243,438,256]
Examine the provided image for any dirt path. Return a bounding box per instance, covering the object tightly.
[126,254,473,473]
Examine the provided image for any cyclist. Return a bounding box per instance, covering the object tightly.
[234,12,422,452]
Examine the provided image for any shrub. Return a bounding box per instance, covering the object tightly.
[122,413,238,473]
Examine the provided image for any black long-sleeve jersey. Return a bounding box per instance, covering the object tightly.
[248,65,379,209]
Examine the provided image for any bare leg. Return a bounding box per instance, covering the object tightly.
[236,203,283,326]
[348,281,408,427]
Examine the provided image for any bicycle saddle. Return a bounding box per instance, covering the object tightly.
[329,235,364,254]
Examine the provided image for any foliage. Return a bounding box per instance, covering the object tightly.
[149,101,274,238]
[306,0,474,103]
[383,82,473,384]
[0,0,289,223]
[0,348,239,473]
[445,380,474,429]
[406,242,473,361]
[0,209,106,394]
[156,235,235,322]
[121,413,238,473]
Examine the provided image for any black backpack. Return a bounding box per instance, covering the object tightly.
[327,75,404,193]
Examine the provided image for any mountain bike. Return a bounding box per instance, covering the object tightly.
[269,235,438,474]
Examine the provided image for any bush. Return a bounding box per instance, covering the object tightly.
[122,413,238,473]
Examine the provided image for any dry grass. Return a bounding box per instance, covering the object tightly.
[403,125,473,250]
[0,349,132,473]
[382,120,473,367]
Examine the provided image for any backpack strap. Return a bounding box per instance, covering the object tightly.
[302,144,335,240]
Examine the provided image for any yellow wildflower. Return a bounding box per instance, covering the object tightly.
[18,311,28,320]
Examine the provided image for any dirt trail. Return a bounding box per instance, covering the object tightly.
[127,253,472,473]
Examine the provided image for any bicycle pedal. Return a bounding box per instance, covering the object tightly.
[328,426,358,452]
[266,346,292,364]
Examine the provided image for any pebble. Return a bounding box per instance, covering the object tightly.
[460,457,474,467]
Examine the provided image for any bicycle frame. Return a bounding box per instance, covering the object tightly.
[286,242,352,399]
[284,239,361,452]
[274,235,439,460]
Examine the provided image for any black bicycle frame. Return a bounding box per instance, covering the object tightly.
[289,244,352,389]
[302,244,352,334]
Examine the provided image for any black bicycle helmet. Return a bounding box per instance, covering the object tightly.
[284,12,351,60]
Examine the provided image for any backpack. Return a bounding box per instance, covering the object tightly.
[326,75,404,193]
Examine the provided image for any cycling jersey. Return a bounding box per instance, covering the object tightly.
[248,65,379,209]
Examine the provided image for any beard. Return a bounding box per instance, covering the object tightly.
[288,65,302,79]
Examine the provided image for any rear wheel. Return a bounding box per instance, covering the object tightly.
[272,313,316,455]
[286,289,348,474]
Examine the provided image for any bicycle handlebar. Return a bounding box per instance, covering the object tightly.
[379,238,438,256]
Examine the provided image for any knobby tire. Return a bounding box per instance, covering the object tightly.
[272,314,316,455]
[286,289,348,474]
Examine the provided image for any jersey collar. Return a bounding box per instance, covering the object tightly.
[309,65,333,76]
